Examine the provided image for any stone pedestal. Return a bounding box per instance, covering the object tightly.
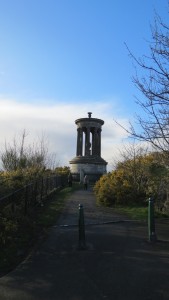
[69,113,107,182]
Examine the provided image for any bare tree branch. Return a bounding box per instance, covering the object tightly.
[121,8,169,153]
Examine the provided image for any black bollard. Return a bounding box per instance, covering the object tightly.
[78,204,86,250]
[148,197,157,242]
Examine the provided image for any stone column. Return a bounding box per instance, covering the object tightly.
[76,128,83,156]
[91,129,94,156]
[93,129,101,156]
[85,127,91,156]
[92,127,97,156]
[98,129,101,157]
[94,129,99,156]
[76,128,80,156]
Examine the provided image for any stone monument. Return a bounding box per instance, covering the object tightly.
[69,112,107,182]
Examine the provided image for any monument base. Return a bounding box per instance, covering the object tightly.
[69,156,107,182]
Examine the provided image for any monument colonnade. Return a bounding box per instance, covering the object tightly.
[76,125,101,157]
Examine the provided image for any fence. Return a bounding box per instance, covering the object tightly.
[0,175,67,216]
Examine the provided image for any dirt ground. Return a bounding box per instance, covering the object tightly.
[0,188,169,300]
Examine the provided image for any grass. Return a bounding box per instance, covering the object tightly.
[114,205,169,221]
[0,183,80,277]
[114,206,148,220]
[37,186,76,227]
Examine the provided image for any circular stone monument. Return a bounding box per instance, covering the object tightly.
[69,112,107,182]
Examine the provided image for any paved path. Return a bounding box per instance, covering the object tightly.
[0,188,169,300]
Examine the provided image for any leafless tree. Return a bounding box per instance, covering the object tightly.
[118,8,169,154]
[1,130,56,171]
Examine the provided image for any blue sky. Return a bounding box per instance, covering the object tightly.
[0,0,168,169]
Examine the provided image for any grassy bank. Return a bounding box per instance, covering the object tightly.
[114,205,169,221]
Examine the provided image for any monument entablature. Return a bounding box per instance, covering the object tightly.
[75,118,104,129]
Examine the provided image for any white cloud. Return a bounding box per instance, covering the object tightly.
[0,98,130,170]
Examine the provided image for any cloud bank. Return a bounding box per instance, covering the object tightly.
[0,98,129,170]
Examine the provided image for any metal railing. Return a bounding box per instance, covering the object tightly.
[0,175,67,216]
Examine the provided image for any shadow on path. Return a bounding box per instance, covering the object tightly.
[0,189,169,300]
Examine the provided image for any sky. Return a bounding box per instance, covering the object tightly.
[0,0,168,170]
